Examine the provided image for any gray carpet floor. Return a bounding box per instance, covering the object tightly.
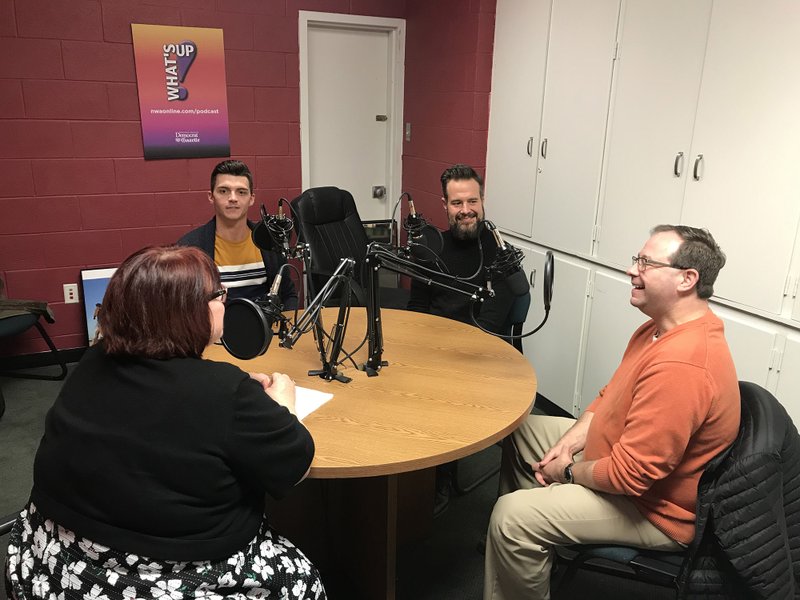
[1,367,676,599]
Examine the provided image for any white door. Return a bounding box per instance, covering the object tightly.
[523,248,592,415]
[578,271,647,414]
[595,0,711,268]
[681,0,800,314]
[485,0,551,238]
[300,12,405,221]
[531,0,620,255]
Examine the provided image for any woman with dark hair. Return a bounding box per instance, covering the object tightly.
[4,245,325,599]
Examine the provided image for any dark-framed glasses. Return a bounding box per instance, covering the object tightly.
[631,255,677,272]
[208,287,228,302]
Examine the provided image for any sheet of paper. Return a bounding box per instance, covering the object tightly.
[296,385,333,421]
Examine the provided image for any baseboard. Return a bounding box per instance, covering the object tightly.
[0,347,85,372]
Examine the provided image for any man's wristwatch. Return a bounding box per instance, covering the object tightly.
[564,462,574,484]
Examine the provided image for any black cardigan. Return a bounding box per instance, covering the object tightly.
[31,345,314,561]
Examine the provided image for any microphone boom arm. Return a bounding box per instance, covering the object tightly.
[363,243,492,376]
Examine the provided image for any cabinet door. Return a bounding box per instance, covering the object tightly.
[774,335,800,425]
[714,306,776,387]
[578,271,647,414]
[596,0,711,267]
[522,248,591,415]
[531,0,620,255]
[681,0,800,314]
[485,0,551,238]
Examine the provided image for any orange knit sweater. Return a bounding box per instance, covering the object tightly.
[584,310,740,545]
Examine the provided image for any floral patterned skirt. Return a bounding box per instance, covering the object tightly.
[5,502,326,600]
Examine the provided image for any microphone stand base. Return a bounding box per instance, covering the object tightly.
[308,368,352,384]
[361,360,388,377]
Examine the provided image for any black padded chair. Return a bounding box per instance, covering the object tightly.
[552,380,789,596]
[290,186,409,309]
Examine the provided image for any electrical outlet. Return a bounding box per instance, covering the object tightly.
[63,283,79,304]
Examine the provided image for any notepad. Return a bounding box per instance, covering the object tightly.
[296,386,333,421]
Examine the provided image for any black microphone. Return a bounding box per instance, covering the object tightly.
[402,192,426,241]
[485,221,529,297]
[251,204,275,251]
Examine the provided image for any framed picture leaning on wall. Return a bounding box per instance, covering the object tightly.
[80,268,117,347]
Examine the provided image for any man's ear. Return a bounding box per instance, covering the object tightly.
[678,268,700,293]
[441,197,447,211]
[207,191,214,205]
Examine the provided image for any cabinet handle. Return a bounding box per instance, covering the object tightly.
[541,138,548,159]
[527,137,534,157]
[673,151,684,177]
[693,153,704,181]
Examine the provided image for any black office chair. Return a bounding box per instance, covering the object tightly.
[552,380,795,597]
[290,186,409,309]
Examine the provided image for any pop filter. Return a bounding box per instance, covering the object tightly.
[543,250,554,311]
[222,298,273,360]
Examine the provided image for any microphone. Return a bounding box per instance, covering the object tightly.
[251,204,275,251]
[251,201,294,256]
[402,192,426,241]
[484,221,529,297]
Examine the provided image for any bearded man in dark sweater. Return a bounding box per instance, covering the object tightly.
[407,164,521,513]
[406,164,517,334]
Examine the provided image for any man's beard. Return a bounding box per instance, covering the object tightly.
[450,214,482,241]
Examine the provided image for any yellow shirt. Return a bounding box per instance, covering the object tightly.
[214,235,267,298]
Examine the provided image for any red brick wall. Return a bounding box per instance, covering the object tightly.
[402,0,496,229]
[1,0,495,356]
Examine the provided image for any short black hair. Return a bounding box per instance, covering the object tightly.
[440,164,484,200]
[210,160,253,193]
[651,224,726,299]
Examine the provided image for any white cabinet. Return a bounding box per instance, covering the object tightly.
[522,248,591,414]
[774,335,800,425]
[680,1,800,314]
[485,0,551,238]
[531,0,620,255]
[578,272,646,414]
[595,0,712,268]
[713,306,777,388]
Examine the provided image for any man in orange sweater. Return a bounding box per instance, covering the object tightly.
[483,225,741,600]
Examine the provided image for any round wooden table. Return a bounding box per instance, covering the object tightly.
[205,307,537,599]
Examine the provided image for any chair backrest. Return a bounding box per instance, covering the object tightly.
[504,291,531,353]
[290,187,370,296]
[679,381,800,597]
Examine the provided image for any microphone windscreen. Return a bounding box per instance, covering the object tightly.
[543,251,554,310]
[222,298,273,359]
[251,221,274,252]
[507,268,530,297]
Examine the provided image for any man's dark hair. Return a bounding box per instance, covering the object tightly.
[651,224,726,299]
[210,160,253,193]
[440,164,484,199]
[100,245,222,358]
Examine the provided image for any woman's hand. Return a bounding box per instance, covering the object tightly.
[250,371,296,415]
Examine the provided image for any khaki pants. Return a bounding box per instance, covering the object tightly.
[483,415,682,600]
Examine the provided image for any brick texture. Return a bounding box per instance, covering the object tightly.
[1,0,496,358]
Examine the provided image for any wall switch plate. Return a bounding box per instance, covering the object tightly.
[63,283,79,304]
